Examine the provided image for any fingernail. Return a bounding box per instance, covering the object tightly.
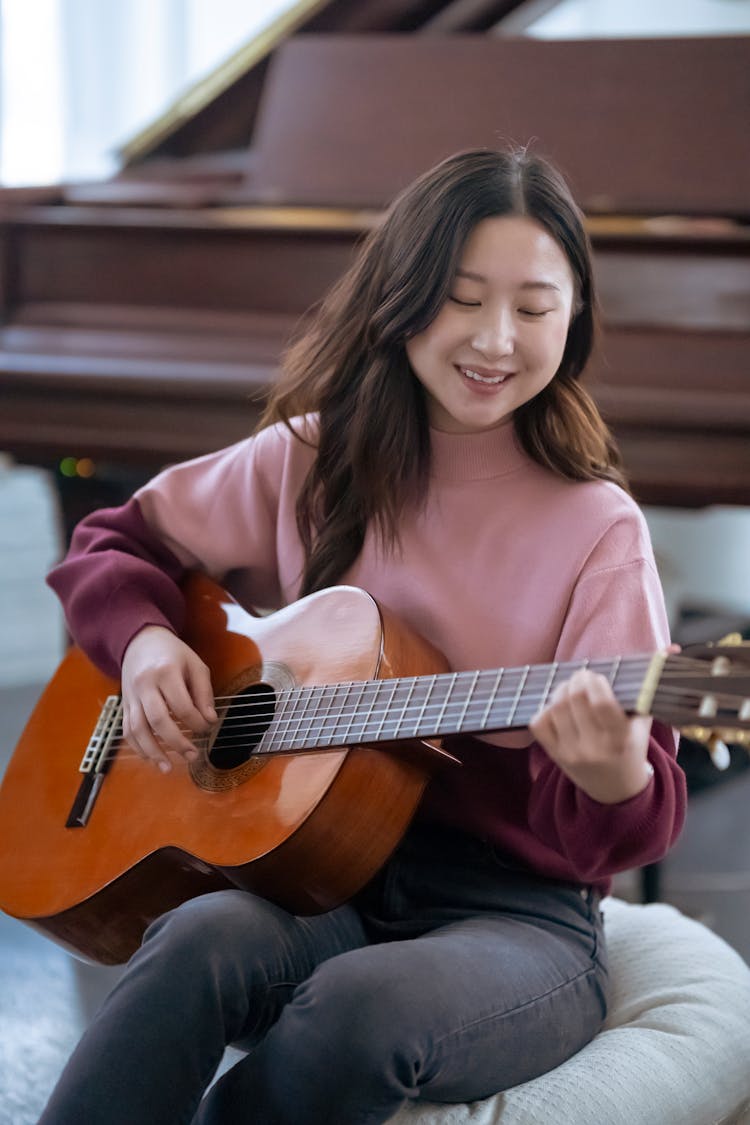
[159,761,171,774]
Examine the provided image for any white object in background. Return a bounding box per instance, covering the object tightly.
[0,461,65,687]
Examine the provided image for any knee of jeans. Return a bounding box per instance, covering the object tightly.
[298,954,427,1069]
[141,889,282,977]
[145,889,236,940]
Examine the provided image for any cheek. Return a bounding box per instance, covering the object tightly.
[406,319,449,370]
[404,335,425,378]
[538,320,571,368]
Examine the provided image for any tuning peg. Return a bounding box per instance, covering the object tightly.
[681,726,731,769]
[707,736,731,770]
[680,726,750,768]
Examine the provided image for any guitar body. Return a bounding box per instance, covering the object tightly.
[0,575,450,965]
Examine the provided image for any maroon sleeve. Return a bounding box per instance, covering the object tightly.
[46,497,189,677]
[526,720,687,881]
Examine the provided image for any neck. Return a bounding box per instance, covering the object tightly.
[428,418,529,480]
[255,653,657,755]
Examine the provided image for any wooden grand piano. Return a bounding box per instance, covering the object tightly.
[0,1,748,537]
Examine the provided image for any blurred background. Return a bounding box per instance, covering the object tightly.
[0,1,749,1121]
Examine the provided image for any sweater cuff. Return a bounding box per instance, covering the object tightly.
[106,596,179,673]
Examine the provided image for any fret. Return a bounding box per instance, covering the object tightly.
[272,687,306,751]
[536,662,558,721]
[412,675,438,738]
[543,661,558,702]
[339,675,364,747]
[357,675,382,747]
[378,676,417,742]
[312,683,340,749]
[261,691,285,754]
[433,674,457,734]
[275,684,305,747]
[507,666,530,727]
[511,662,556,729]
[613,655,651,710]
[290,684,319,747]
[456,670,480,731]
[461,668,503,733]
[335,681,357,746]
[287,679,319,751]
[480,668,503,729]
[372,679,400,741]
[356,680,379,742]
[608,655,622,689]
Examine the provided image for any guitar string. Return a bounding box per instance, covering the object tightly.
[102,707,749,767]
[88,658,747,758]
[196,677,749,721]
[200,678,746,716]
[108,672,654,737]
[99,701,749,765]
[100,682,748,753]
[196,678,749,716]
[107,678,747,733]
[182,689,748,735]
[169,663,747,717]
[70,650,750,766]
[197,659,749,709]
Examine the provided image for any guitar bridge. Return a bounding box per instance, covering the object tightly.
[66,694,123,828]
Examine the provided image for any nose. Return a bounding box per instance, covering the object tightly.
[471,306,515,359]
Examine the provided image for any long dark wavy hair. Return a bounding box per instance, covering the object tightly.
[261,146,627,596]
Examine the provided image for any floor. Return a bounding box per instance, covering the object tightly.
[1,465,749,1124]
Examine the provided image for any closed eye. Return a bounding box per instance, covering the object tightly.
[520,309,553,318]
[448,295,481,307]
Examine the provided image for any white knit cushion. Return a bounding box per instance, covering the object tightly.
[388,897,750,1125]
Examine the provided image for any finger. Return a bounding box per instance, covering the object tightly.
[566,671,624,735]
[123,700,174,773]
[543,702,581,751]
[532,671,604,757]
[142,691,199,759]
[185,660,217,725]
[529,675,573,747]
[160,671,213,740]
[545,676,586,746]
[529,681,572,749]
[528,707,560,752]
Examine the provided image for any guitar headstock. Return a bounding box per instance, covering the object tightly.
[654,634,750,769]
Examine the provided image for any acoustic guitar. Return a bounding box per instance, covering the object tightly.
[0,573,748,965]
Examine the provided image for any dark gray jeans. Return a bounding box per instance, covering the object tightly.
[38,824,608,1125]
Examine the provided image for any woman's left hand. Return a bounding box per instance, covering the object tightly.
[529,668,654,804]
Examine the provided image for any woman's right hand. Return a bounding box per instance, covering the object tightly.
[120,625,217,772]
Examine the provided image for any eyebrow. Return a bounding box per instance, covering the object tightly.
[454,268,561,292]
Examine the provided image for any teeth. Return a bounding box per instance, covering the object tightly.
[462,367,508,385]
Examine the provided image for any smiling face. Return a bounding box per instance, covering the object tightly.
[405,215,576,434]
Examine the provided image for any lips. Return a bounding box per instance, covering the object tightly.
[458,365,515,386]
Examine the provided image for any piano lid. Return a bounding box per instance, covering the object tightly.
[111,31,750,220]
[118,0,531,167]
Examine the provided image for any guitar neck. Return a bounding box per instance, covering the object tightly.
[258,654,658,755]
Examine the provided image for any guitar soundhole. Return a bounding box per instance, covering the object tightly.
[209,682,276,771]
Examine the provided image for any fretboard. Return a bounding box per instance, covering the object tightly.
[257,655,653,755]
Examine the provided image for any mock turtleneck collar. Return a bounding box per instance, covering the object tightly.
[428,418,530,480]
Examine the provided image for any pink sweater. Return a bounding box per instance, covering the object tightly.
[48,416,686,891]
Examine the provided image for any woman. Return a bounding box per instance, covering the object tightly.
[41,147,686,1124]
